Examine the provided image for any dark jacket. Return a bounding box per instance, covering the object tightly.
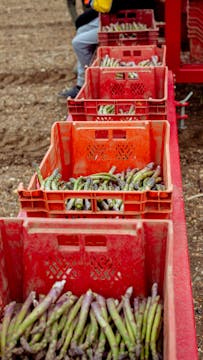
[110,0,155,12]
[75,8,98,29]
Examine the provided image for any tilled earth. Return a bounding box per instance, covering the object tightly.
[0,0,202,357]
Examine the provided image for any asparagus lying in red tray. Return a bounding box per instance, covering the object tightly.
[0,281,163,359]
[100,54,161,67]
[33,163,166,211]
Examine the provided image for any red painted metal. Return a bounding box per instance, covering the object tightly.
[175,100,189,120]
[167,71,198,359]
[176,114,188,120]
[165,0,203,83]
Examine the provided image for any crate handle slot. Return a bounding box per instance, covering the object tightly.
[57,235,80,250]
[115,72,125,80]
[85,236,107,252]
[127,12,136,18]
[112,129,126,139]
[117,12,126,19]
[133,50,142,56]
[85,236,107,247]
[95,130,109,139]
[123,50,131,57]
[128,72,139,80]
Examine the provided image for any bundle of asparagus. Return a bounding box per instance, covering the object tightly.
[97,104,136,118]
[0,281,163,359]
[33,163,166,211]
[102,22,148,32]
[100,55,161,67]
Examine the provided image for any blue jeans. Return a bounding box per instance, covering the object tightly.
[72,17,99,87]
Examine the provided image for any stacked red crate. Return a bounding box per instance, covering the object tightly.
[98,9,159,46]
[187,0,203,61]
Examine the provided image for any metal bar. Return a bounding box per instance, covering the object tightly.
[165,0,181,71]
[175,67,203,83]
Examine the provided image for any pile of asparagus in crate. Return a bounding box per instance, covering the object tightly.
[34,163,166,211]
[0,280,163,359]
[102,22,148,32]
[100,54,161,67]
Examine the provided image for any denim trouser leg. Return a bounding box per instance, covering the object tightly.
[72,17,99,87]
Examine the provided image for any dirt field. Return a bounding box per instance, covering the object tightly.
[0,0,202,357]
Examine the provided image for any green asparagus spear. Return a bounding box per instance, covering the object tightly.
[92,301,119,360]
[45,320,58,360]
[57,318,78,360]
[79,309,98,352]
[141,297,151,341]
[43,169,59,190]
[32,162,44,188]
[8,280,66,351]
[57,295,84,351]
[122,288,137,341]
[13,291,36,332]
[136,298,146,357]
[94,328,106,360]
[150,303,163,360]
[51,173,62,190]
[123,309,135,344]
[47,294,76,327]
[1,301,16,359]
[71,290,93,349]
[106,298,135,358]
[144,295,160,359]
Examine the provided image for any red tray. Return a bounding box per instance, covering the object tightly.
[0,217,176,360]
[91,45,166,67]
[98,9,159,46]
[68,66,168,121]
[17,121,172,218]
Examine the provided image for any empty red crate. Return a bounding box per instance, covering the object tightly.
[98,9,159,46]
[18,121,172,218]
[188,26,203,37]
[0,217,176,359]
[91,45,166,67]
[68,67,168,121]
[189,37,203,62]
[187,0,203,19]
[188,18,203,33]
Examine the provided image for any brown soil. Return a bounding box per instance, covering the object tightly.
[0,0,202,357]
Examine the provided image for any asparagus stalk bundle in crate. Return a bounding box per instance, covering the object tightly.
[98,10,159,46]
[102,21,148,32]
[34,163,166,212]
[0,280,163,360]
[100,54,161,67]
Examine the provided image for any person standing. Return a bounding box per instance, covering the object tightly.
[59,0,155,99]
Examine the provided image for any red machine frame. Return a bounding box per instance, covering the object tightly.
[165,0,203,83]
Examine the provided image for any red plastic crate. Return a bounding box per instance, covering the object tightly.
[91,45,166,67]
[188,18,203,33]
[0,217,176,359]
[187,0,203,19]
[98,9,159,46]
[187,0,203,62]
[68,67,168,121]
[188,26,203,37]
[18,121,172,218]
[189,37,203,62]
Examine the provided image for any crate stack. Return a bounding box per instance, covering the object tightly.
[0,8,198,360]
[187,0,203,61]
